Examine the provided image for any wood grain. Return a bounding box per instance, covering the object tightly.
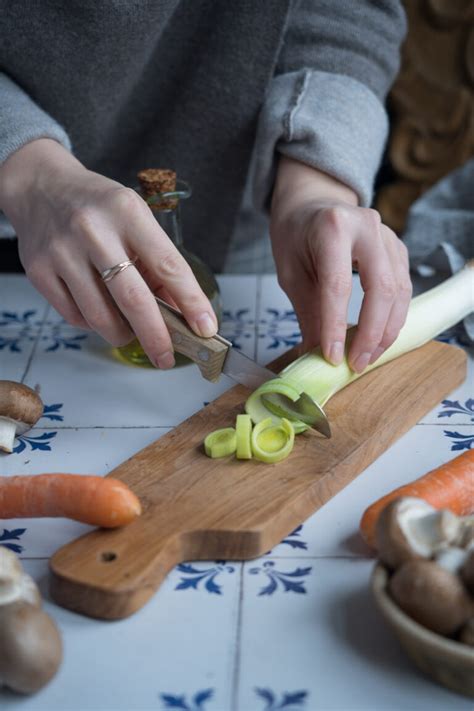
[49,340,467,620]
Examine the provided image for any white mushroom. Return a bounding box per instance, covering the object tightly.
[375,497,463,569]
[0,381,43,453]
[0,548,62,694]
[389,559,473,636]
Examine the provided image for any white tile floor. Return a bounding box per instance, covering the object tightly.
[0,274,473,711]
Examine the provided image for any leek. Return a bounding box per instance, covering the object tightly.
[204,427,236,458]
[246,261,474,429]
[251,417,295,463]
[236,414,252,459]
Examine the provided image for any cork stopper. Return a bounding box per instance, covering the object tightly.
[137,168,177,210]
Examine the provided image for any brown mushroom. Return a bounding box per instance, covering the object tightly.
[0,548,62,694]
[0,381,43,453]
[375,497,462,569]
[459,617,474,646]
[461,548,474,595]
[389,559,473,636]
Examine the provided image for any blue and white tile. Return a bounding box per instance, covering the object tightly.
[0,558,241,711]
[237,557,472,711]
[256,275,363,366]
[23,319,233,428]
[0,275,48,380]
[0,426,171,558]
[268,422,472,560]
[218,275,258,360]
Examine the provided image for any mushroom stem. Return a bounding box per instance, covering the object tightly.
[0,417,19,453]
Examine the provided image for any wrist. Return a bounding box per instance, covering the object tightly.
[0,139,82,215]
[271,155,358,221]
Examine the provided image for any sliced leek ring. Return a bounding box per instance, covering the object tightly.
[251,417,295,464]
[204,427,237,458]
[236,414,252,459]
[245,378,308,434]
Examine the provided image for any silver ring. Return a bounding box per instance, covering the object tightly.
[100,258,136,283]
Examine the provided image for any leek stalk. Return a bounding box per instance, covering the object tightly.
[246,261,474,429]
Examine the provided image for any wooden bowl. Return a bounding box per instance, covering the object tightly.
[371,564,474,698]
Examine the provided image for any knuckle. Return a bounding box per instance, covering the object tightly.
[319,205,351,233]
[375,273,397,299]
[399,278,413,299]
[380,328,400,348]
[69,206,95,234]
[324,271,352,297]
[64,311,87,329]
[362,207,382,230]
[111,187,142,214]
[158,251,184,279]
[120,283,149,311]
[25,258,48,284]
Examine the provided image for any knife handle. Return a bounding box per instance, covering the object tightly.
[156,298,230,382]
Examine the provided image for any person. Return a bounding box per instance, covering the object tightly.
[0,0,412,374]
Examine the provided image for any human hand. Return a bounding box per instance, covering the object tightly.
[0,139,218,369]
[270,156,412,373]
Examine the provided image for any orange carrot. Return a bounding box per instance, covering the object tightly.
[0,474,142,528]
[359,450,474,548]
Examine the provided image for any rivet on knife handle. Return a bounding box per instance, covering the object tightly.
[155,297,230,382]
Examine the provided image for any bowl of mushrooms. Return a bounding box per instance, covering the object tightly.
[371,497,474,698]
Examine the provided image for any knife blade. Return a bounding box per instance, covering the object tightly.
[155,297,331,437]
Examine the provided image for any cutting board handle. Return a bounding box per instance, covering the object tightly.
[49,522,185,620]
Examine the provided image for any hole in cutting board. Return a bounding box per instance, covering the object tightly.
[101,551,117,562]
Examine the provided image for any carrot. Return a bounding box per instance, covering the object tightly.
[0,474,142,528]
[359,450,474,548]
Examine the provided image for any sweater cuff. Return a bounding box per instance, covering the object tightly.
[0,72,72,166]
[252,69,388,210]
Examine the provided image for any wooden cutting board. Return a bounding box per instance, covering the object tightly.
[50,341,467,620]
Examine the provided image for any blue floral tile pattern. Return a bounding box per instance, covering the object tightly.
[220,309,255,350]
[268,525,308,555]
[0,528,27,554]
[175,561,236,594]
[248,561,311,596]
[40,317,87,351]
[258,309,300,350]
[443,430,474,451]
[13,431,57,454]
[255,689,308,710]
[41,403,65,422]
[0,309,41,352]
[160,690,214,710]
[439,399,474,422]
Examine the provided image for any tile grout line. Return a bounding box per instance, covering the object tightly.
[20,302,50,384]
[230,562,245,711]
[254,274,262,362]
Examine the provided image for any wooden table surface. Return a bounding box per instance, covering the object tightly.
[1,273,472,711]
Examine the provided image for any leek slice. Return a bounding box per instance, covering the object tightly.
[245,262,474,428]
[204,427,236,458]
[236,414,252,459]
[251,417,295,463]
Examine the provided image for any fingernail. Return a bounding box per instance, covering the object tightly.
[155,350,175,369]
[328,341,344,365]
[369,346,385,365]
[195,312,217,338]
[351,352,371,373]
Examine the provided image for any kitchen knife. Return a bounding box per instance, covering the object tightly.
[155,297,331,437]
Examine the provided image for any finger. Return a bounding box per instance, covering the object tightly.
[99,258,176,369]
[58,259,134,347]
[368,234,412,364]
[25,261,89,329]
[312,229,353,365]
[126,213,218,337]
[349,235,397,373]
[277,264,321,353]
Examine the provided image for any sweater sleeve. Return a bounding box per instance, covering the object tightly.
[0,72,72,237]
[252,0,407,209]
[0,72,72,166]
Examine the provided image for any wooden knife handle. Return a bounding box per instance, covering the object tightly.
[156,298,229,382]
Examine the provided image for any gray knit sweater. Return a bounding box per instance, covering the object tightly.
[0,1,406,271]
